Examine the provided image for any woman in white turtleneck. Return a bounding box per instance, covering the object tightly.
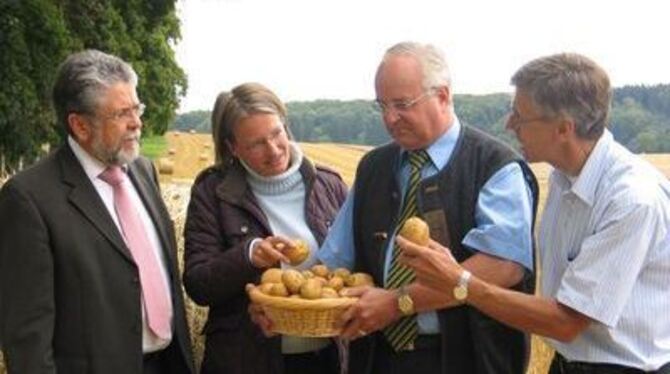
[183,83,348,374]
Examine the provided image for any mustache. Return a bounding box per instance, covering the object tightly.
[124,131,141,142]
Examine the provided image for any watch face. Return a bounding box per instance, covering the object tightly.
[453,286,468,301]
[398,294,414,315]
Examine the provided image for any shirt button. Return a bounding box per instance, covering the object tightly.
[240,225,249,234]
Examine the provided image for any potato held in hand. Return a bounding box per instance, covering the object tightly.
[399,216,430,246]
[284,239,310,265]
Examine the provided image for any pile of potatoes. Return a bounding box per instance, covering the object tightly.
[257,265,374,300]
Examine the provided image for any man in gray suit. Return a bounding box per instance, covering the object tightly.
[0,50,194,374]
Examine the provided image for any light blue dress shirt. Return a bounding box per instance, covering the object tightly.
[318,118,534,334]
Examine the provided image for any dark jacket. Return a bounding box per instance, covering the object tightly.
[0,145,195,374]
[182,157,347,374]
[349,126,538,374]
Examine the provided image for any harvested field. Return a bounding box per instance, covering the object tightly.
[1,133,670,373]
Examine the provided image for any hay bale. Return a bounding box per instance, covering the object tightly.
[203,143,211,149]
[198,153,208,162]
[168,148,177,155]
[189,129,196,134]
[158,158,174,175]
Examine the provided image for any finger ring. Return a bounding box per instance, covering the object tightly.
[358,329,366,336]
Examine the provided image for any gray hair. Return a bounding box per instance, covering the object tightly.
[511,53,611,140]
[52,49,138,135]
[211,82,291,166]
[383,41,452,98]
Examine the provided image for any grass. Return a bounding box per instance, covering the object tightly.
[141,134,168,160]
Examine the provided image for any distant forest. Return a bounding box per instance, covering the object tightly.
[172,84,670,153]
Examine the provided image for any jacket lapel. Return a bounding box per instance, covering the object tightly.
[59,146,134,262]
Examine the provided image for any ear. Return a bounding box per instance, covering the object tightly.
[68,113,93,142]
[225,139,238,158]
[435,86,452,111]
[556,117,577,140]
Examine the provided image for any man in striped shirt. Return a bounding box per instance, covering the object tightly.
[398,53,670,373]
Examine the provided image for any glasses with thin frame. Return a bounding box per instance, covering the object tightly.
[505,110,548,130]
[99,102,146,123]
[375,89,435,114]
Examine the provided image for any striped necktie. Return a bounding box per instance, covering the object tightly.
[383,149,430,351]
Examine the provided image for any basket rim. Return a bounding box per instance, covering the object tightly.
[247,284,357,310]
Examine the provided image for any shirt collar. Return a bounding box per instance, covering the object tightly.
[555,130,613,206]
[68,136,127,181]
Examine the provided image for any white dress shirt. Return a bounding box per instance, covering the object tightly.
[68,137,173,353]
[539,130,670,370]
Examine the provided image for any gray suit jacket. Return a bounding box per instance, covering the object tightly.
[0,144,194,374]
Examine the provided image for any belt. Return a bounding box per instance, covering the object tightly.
[554,353,670,374]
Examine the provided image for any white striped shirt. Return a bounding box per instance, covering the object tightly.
[539,131,670,370]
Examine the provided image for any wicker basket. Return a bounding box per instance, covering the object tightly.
[247,285,357,337]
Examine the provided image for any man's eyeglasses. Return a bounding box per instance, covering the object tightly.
[375,90,434,113]
[100,103,146,123]
[505,111,548,130]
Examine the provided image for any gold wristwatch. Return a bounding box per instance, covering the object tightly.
[453,270,472,302]
[397,286,415,316]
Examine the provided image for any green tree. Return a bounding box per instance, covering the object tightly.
[0,0,71,170]
[0,0,185,171]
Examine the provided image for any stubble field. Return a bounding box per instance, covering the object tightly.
[1,132,669,373]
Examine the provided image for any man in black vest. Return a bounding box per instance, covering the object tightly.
[316,42,539,373]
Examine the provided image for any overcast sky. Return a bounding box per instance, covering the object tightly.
[175,0,670,112]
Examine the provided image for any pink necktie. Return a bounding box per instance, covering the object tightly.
[99,166,172,339]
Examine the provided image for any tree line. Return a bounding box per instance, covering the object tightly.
[0,0,185,171]
[172,84,670,153]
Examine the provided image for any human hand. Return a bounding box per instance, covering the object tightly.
[247,286,278,338]
[250,236,291,268]
[397,235,462,290]
[336,286,399,340]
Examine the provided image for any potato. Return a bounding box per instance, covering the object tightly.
[321,287,340,299]
[301,270,315,279]
[331,268,351,280]
[300,278,323,299]
[261,268,283,284]
[313,276,328,287]
[269,283,289,297]
[284,239,310,265]
[281,269,305,294]
[345,273,374,287]
[399,216,430,246]
[327,276,345,291]
[311,264,329,278]
[258,283,275,295]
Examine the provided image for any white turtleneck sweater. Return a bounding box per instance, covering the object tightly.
[242,143,329,354]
